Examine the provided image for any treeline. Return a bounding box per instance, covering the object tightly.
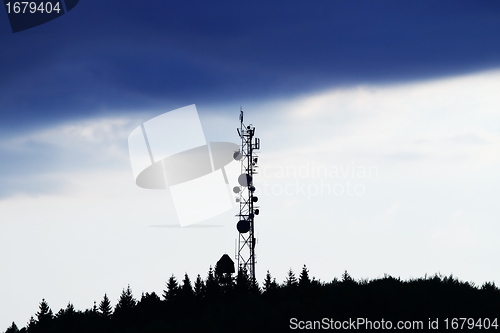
[5,266,500,333]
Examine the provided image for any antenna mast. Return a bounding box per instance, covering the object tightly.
[234,109,260,279]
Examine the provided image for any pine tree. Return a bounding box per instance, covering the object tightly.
[271,277,279,290]
[65,302,75,315]
[115,285,137,311]
[205,266,220,297]
[36,298,53,320]
[56,308,65,318]
[181,273,194,298]
[263,270,278,292]
[235,266,251,294]
[139,291,161,306]
[263,270,272,291]
[99,293,113,318]
[5,322,19,333]
[36,299,53,324]
[194,274,205,298]
[342,270,354,283]
[299,265,311,288]
[285,268,298,288]
[27,316,36,330]
[163,275,179,302]
[249,274,261,295]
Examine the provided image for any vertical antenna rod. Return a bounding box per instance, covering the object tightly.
[235,109,260,280]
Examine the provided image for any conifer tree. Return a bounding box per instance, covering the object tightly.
[56,308,65,318]
[342,270,354,283]
[272,278,279,290]
[181,273,194,298]
[263,270,272,291]
[263,270,278,292]
[250,274,261,295]
[140,291,161,305]
[53,302,75,321]
[285,268,298,288]
[115,285,137,311]
[205,266,220,297]
[36,299,53,323]
[299,265,311,288]
[235,266,251,294]
[99,293,113,318]
[194,274,205,298]
[27,317,36,330]
[163,275,179,302]
[65,302,75,315]
[5,322,19,333]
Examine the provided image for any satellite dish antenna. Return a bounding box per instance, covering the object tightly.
[237,220,250,233]
[238,173,252,186]
[233,151,243,161]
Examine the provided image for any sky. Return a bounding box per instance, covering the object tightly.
[1,0,500,329]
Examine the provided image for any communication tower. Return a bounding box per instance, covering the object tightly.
[233,109,260,279]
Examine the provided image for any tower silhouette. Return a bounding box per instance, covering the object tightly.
[234,110,260,279]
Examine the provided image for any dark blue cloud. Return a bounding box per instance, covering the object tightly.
[1,0,500,132]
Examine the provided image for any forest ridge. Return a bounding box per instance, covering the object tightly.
[4,265,500,333]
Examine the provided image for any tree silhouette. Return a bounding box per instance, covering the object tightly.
[249,274,261,295]
[163,275,179,302]
[36,299,53,322]
[5,322,19,333]
[263,270,273,292]
[113,284,137,323]
[116,285,136,310]
[136,292,162,324]
[284,268,298,288]
[235,266,251,295]
[54,302,75,320]
[139,291,161,306]
[26,316,36,330]
[112,285,137,328]
[482,281,498,291]
[5,265,500,333]
[299,264,311,288]
[180,273,194,298]
[263,270,278,293]
[98,293,112,318]
[342,270,355,284]
[65,302,75,316]
[205,266,220,298]
[194,274,205,298]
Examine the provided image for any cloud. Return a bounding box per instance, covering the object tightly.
[0,115,147,198]
[3,68,500,200]
[255,69,500,175]
[2,2,500,131]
